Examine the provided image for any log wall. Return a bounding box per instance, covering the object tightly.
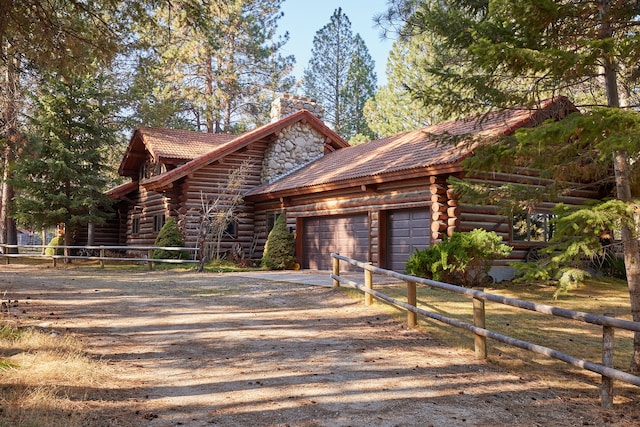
[178,142,267,258]
[252,176,434,266]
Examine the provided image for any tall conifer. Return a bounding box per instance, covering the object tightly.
[382,0,640,372]
[303,8,377,140]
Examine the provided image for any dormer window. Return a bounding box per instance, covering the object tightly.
[140,160,166,180]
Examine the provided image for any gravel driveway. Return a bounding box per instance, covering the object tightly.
[2,265,638,426]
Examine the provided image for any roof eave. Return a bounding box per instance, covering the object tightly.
[245,163,464,202]
[142,110,347,191]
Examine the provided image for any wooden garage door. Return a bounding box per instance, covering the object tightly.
[302,214,369,270]
[388,209,430,272]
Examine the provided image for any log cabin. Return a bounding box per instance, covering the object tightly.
[102,95,604,279]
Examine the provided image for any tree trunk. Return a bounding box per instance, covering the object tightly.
[613,152,640,373]
[63,226,72,263]
[0,41,19,254]
[599,0,640,373]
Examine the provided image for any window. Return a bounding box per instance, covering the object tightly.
[512,211,554,242]
[132,216,140,235]
[225,220,237,237]
[266,212,278,234]
[153,214,165,233]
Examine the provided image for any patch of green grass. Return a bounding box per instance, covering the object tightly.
[0,325,23,341]
[202,259,261,273]
[0,359,18,371]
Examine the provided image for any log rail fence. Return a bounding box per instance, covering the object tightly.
[0,244,199,270]
[330,252,640,408]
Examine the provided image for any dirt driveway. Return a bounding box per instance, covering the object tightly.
[2,265,639,426]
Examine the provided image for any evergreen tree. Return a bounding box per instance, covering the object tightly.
[363,35,448,138]
[303,8,377,138]
[128,0,295,133]
[1,0,136,252]
[12,68,118,250]
[261,214,296,270]
[341,34,377,141]
[153,218,189,260]
[383,0,640,372]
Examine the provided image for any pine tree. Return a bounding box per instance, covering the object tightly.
[384,0,640,372]
[341,34,377,141]
[303,8,377,139]
[128,0,295,133]
[363,35,448,138]
[12,68,118,250]
[0,0,134,252]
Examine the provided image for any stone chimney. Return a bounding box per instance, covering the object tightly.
[270,94,325,122]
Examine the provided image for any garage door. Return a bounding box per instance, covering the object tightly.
[387,209,430,272]
[302,214,369,270]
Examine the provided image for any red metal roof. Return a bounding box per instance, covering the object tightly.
[246,97,577,198]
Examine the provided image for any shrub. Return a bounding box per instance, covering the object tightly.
[153,218,189,260]
[261,214,296,270]
[44,235,64,256]
[405,229,512,287]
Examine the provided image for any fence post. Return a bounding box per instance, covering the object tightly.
[147,249,154,271]
[601,313,615,409]
[100,246,105,268]
[473,288,487,359]
[364,266,373,306]
[406,280,417,327]
[332,253,340,288]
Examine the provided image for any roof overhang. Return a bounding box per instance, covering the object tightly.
[245,163,464,202]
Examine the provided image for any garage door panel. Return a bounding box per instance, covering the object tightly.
[302,214,369,271]
[388,209,430,272]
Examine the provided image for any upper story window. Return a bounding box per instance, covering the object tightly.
[512,211,555,242]
[140,160,167,180]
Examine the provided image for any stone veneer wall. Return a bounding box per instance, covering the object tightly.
[261,122,326,183]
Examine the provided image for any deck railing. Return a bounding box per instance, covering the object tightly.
[0,244,199,270]
[330,252,640,408]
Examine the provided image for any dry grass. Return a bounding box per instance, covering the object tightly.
[358,275,639,398]
[0,325,109,427]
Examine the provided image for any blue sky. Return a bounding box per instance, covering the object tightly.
[277,0,394,87]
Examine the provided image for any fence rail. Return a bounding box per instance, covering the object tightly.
[330,252,640,408]
[0,244,199,270]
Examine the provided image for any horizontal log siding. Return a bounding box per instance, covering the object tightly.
[459,171,601,261]
[180,144,266,259]
[252,169,603,265]
[74,213,123,246]
[125,188,169,247]
[253,178,432,265]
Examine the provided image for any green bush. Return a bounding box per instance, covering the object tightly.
[261,214,296,270]
[153,218,189,260]
[44,235,65,256]
[405,229,512,287]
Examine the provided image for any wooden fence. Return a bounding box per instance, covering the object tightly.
[330,252,640,408]
[0,244,199,270]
